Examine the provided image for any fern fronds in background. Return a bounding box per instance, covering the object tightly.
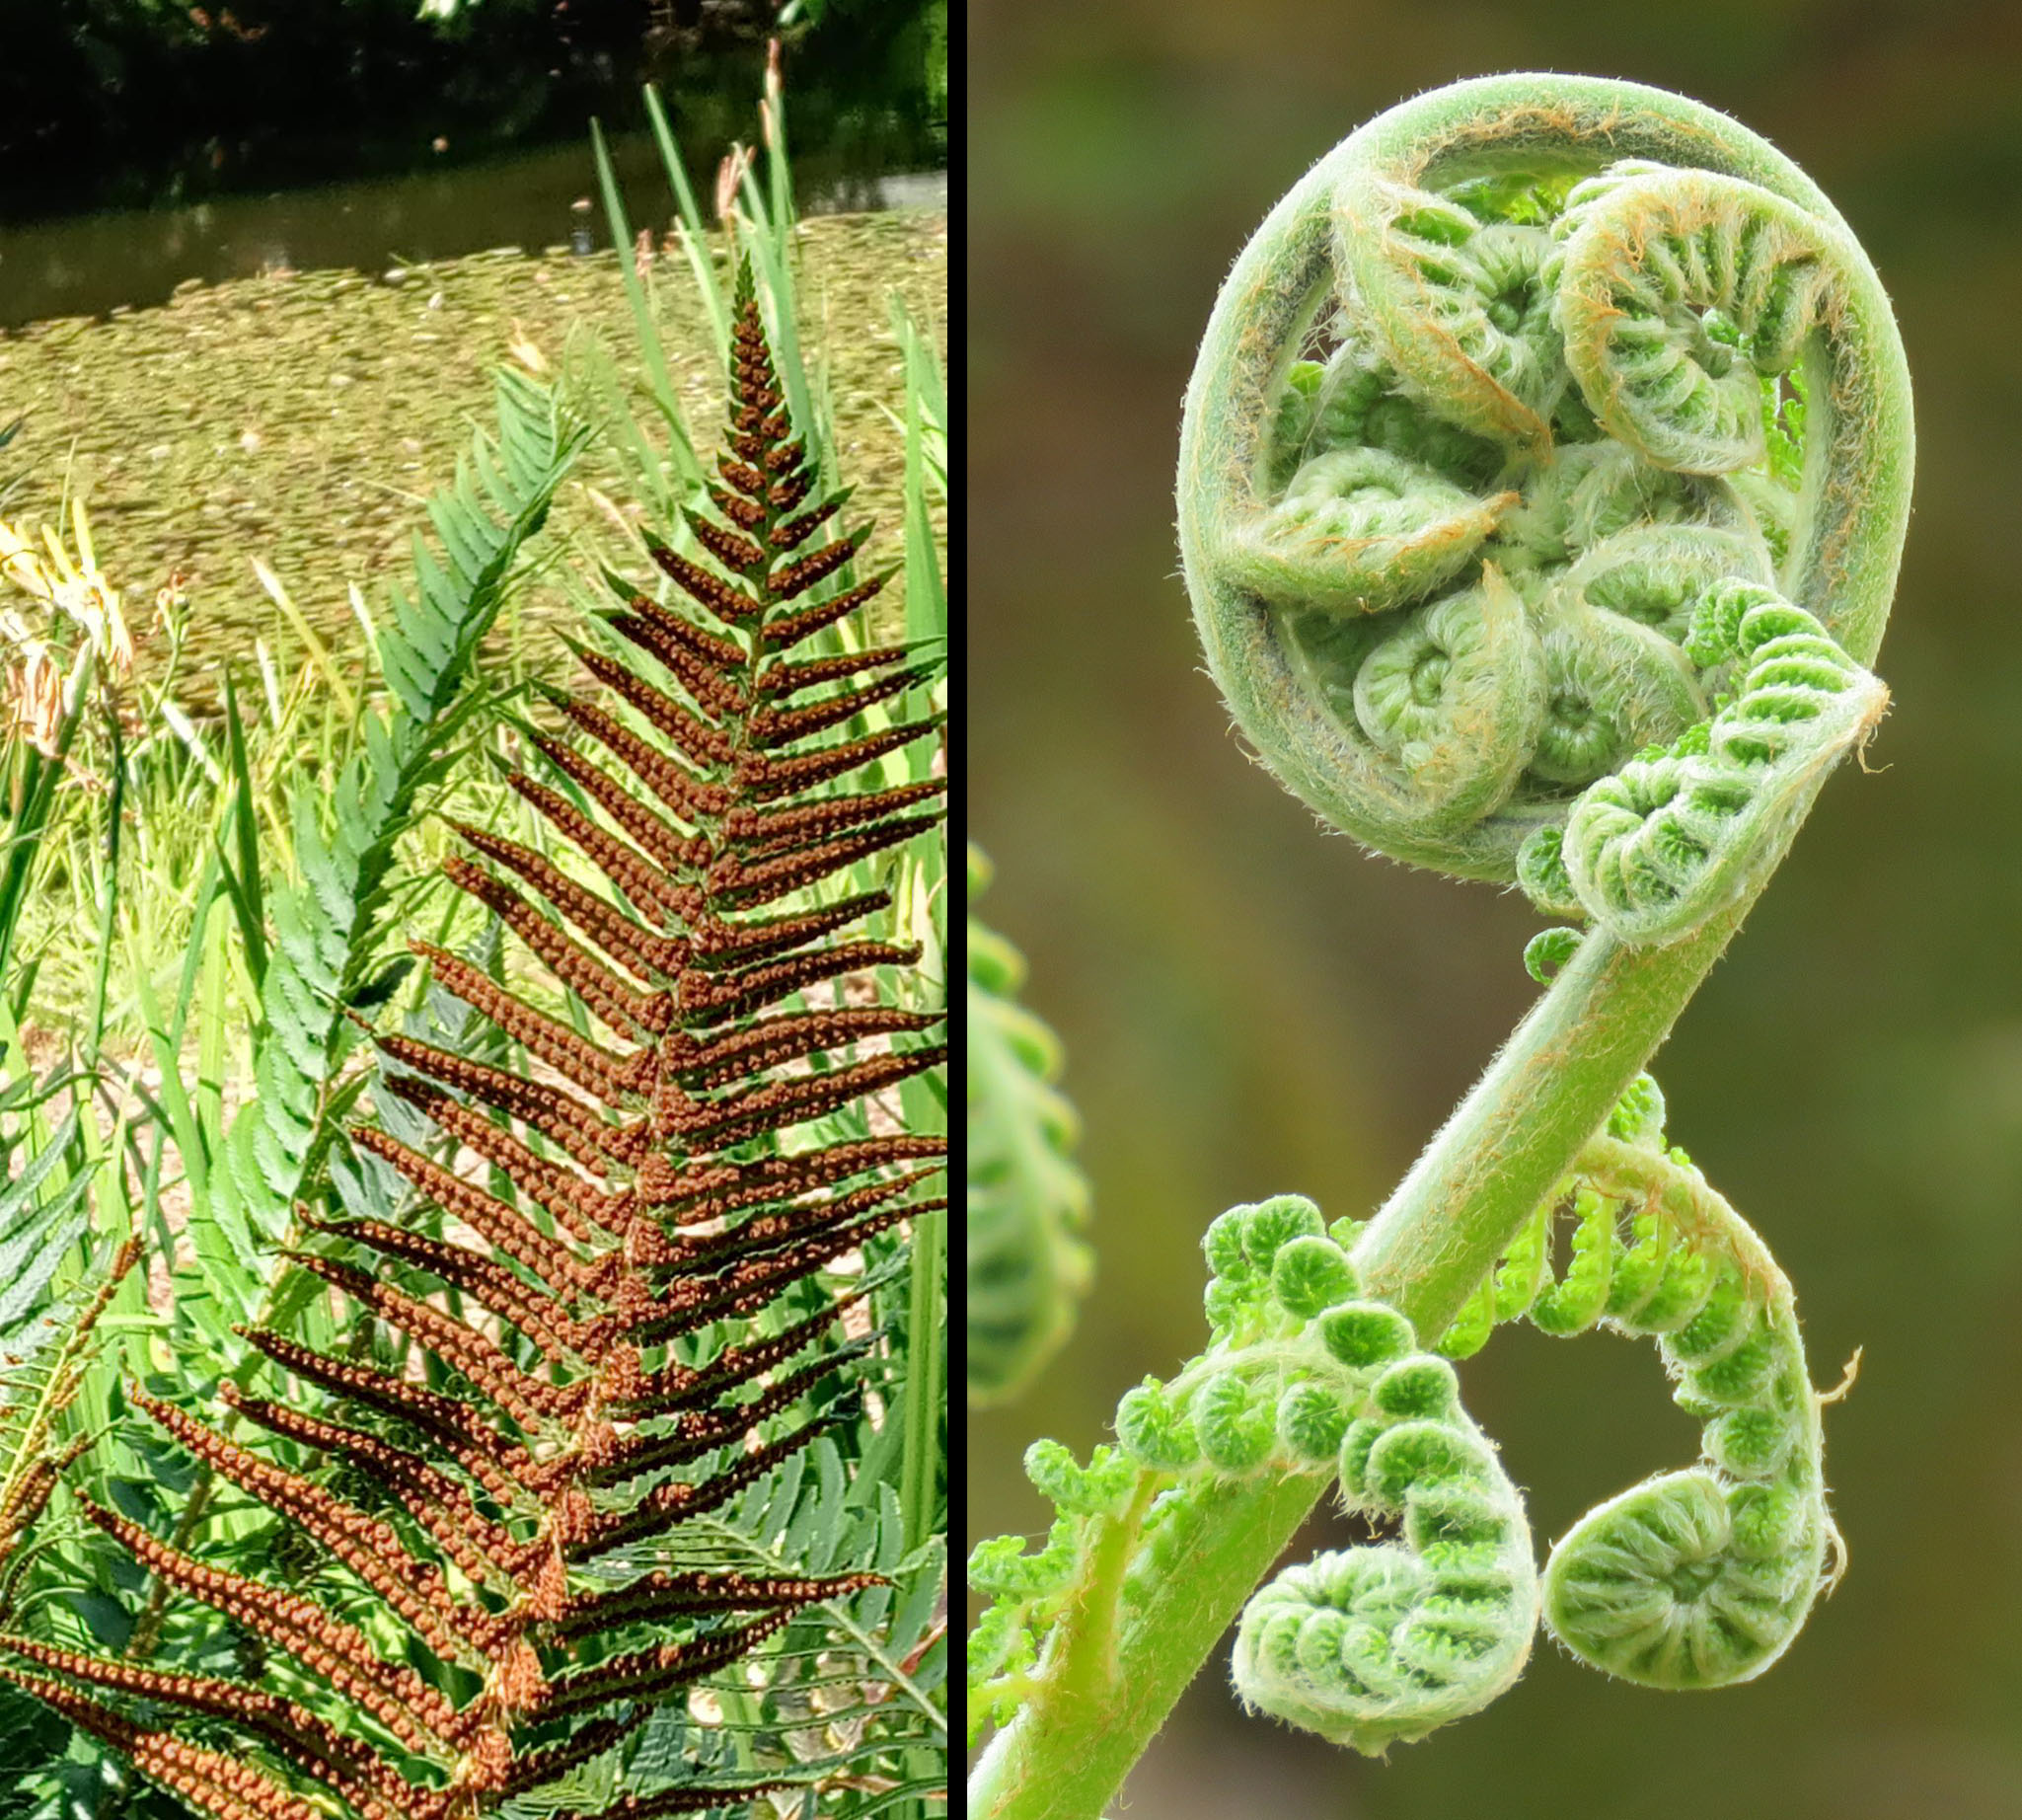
[0,272,945,1819]
[215,368,589,1300]
[965,848,1089,1406]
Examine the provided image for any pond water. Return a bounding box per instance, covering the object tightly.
[0,211,945,691]
[0,126,945,331]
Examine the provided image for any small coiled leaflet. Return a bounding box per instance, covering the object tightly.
[1349,569,1543,827]
[1519,584,1887,942]
[1435,1075,1839,1689]
[968,1195,1539,1758]
[1527,590,1702,789]
[1177,74,1911,880]
[1231,1345,1535,1752]
[1550,161,1834,475]
[1332,182,1564,452]
[1225,446,1515,619]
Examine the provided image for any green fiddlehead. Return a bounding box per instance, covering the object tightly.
[972,73,1910,1820]
[967,844,1093,1404]
[1435,1074,1839,1689]
[969,1198,1538,1758]
[1177,74,1910,878]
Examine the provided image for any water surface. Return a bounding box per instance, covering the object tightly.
[1,129,945,331]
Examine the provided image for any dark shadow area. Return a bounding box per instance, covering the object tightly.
[0,0,945,225]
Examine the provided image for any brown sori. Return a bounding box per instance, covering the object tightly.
[0,270,945,1820]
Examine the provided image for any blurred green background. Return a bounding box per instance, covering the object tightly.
[969,3,2022,1816]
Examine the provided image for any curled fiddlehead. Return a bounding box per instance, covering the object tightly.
[1434,1073,1840,1688]
[1177,73,1911,880]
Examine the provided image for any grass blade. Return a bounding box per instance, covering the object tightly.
[899,1205,945,1554]
[643,84,731,375]
[219,669,267,989]
[589,115,702,492]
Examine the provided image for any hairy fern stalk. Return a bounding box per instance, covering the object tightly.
[0,277,946,1819]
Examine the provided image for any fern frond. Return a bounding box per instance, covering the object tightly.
[0,1212,137,1610]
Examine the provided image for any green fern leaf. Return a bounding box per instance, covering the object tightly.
[209,371,587,1305]
[966,847,1091,1405]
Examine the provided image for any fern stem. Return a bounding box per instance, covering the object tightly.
[1352,914,1743,1337]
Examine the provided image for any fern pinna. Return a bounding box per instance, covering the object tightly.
[0,276,946,1819]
